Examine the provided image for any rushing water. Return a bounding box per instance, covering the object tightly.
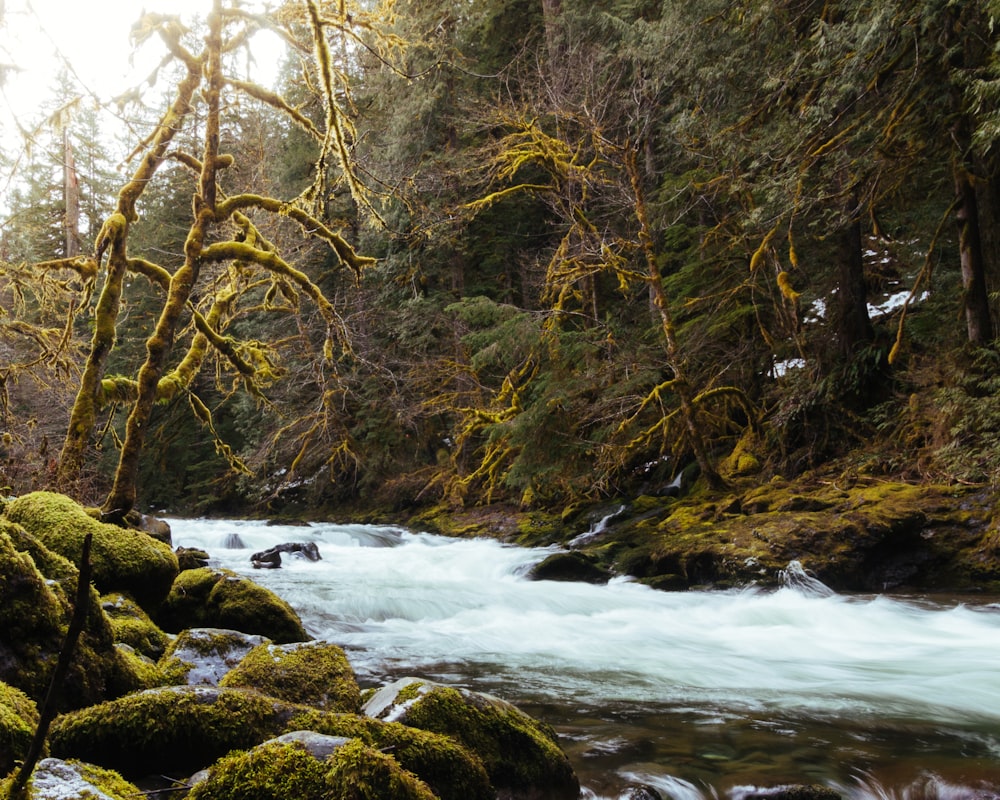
[168,518,1000,800]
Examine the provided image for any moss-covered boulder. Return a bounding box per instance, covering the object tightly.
[0,520,146,709]
[4,492,178,608]
[159,628,268,686]
[528,550,612,583]
[48,685,311,778]
[0,758,141,800]
[0,681,40,774]
[286,711,492,800]
[101,592,171,660]
[187,735,438,800]
[363,677,579,800]
[156,567,307,643]
[220,640,361,712]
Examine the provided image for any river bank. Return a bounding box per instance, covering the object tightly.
[382,471,1000,595]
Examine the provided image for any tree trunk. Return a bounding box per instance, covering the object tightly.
[834,195,874,358]
[955,165,994,345]
[103,3,223,520]
[62,126,80,258]
[541,0,563,66]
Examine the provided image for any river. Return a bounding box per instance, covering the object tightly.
[168,517,1000,800]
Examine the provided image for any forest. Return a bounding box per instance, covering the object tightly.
[3,0,1000,524]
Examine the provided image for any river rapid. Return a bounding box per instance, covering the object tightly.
[168,517,1000,800]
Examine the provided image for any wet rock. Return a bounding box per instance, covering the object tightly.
[220,640,361,712]
[176,546,211,571]
[364,676,580,800]
[732,785,841,800]
[529,550,612,584]
[156,566,308,643]
[251,541,321,569]
[159,628,268,686]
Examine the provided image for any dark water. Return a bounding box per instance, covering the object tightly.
[169,518,1000,799]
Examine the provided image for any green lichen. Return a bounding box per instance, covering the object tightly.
[156,566,307,643]
[4,492,178,609]
[0,682,40,774]
[220,641,360,712]
[48,686,311,778]
[286,711,492,800]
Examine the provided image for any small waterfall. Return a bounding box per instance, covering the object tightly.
[778,559,835,597]
[570,505,626,547]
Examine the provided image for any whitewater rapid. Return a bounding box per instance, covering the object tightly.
[168,517,1000,797]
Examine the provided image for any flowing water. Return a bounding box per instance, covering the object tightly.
[168,518,1000,800]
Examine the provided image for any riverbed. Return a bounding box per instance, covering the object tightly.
[169,518,1000,799]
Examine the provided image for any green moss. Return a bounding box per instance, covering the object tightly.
[188,737,436,800]
[0,521,135,710]
[4,492,178,609]
[0,682,40,774]
[220,641,360,712]
[365,679,578,800]
[101,593,171,659]
[287,711,492,800]
[186,739,329,800]
[325,738,437,800]
[49,686,310,778]
[0,758,141,799]
[156,566,307,643]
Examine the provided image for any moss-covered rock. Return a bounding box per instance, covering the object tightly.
[4,492,178,608]
[159,628,267,686]
[0,681,40,774]
[363,677,579,800]
[48,685,311,778]
[187,735,438,800]
[220,640,360,712]
[528,550,611,583]
[101,592,171,660]
[0,757,141,799]
[286,710,492,800]
[0,521,145,709]
[156,566,308,643]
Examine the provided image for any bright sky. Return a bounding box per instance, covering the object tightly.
[0,0,285,154]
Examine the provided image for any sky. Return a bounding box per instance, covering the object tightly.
[0,0,285,157]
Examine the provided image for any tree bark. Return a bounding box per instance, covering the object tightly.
[955,165,994,345]
[834,195,874,358]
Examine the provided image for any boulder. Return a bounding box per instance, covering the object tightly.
[251,541,322,569]
[101,592,171,660]
[0,758,141,800]
[220,640,360,712]
[0,681,40,774]
[0,520,147,709]
[48,685,310,778]
[4,492,178,608]
[285,710,492,800]
[159,628,268,686]
[528,550,611,584]
[363,677,579,800]
[176,546,211,571]
[186,736,437,800]
[156,566,308,643]
[733,786,842,800]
